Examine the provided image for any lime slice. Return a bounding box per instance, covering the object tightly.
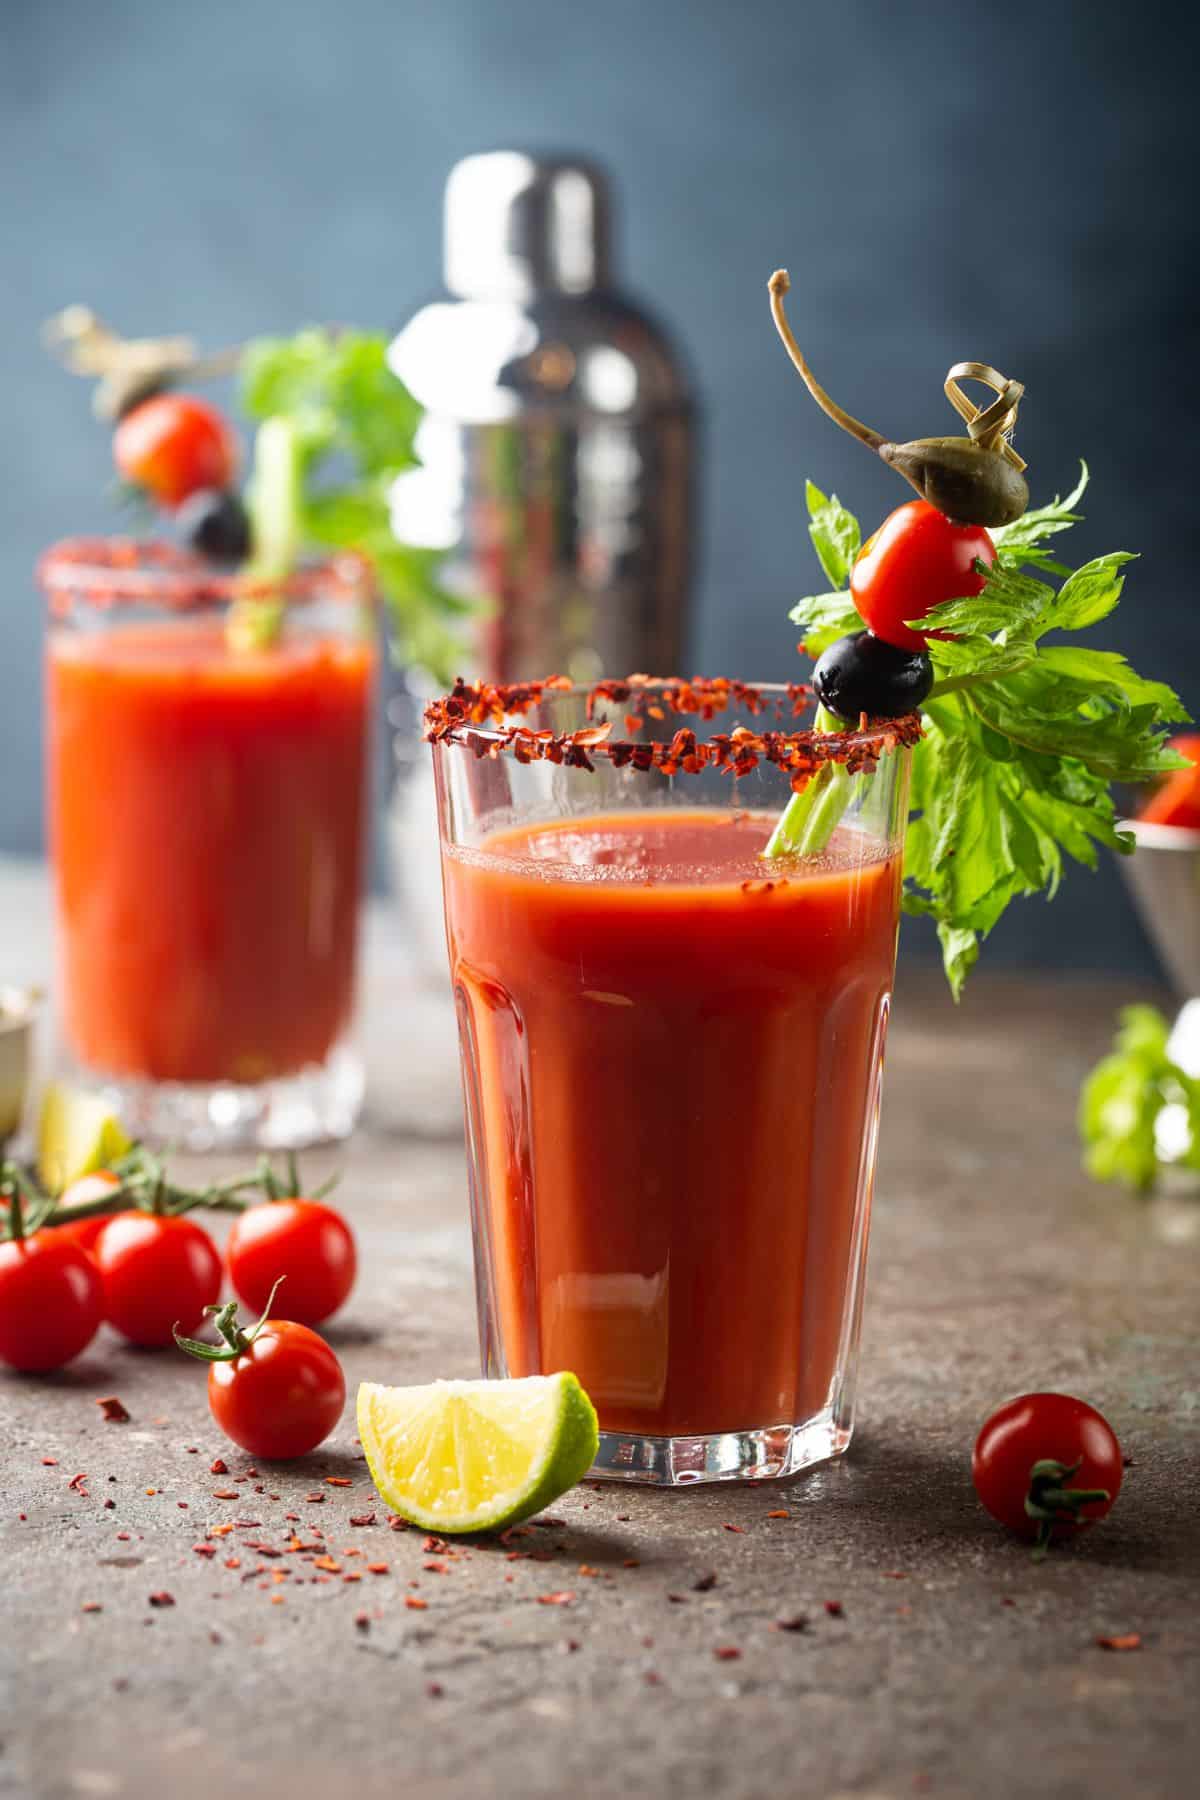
[36,1084,132,1194]
[357,1373,599,1534]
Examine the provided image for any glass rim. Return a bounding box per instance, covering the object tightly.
[424,675,922,778]
[37,537,373,611]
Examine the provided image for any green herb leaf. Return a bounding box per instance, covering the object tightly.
[240,328,469,679]
[1079,1004,1200,1192]
[806,482,861,590]
[779,467,1187,993]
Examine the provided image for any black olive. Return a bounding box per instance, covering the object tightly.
[812,630,934,723]
[879,437,1028,528]
[177,489,252,564]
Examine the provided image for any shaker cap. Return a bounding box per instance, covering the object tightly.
[444,152,613,300]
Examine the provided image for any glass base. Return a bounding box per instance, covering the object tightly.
[588,1411,851,1486]
[80,1044,364,1153]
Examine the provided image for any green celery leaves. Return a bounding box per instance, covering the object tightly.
[788,468,1188,996]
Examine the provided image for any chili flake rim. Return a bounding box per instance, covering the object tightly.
[37,537,372,612]
[424,675,922,785]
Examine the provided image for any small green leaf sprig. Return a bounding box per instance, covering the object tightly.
[779,466,1188,995]
[1079,1004,1200,1192]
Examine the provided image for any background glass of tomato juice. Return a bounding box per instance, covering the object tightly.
[432,681,911,1484]
[41,542,376,1150]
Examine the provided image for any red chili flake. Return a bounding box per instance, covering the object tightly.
[423,1560,449,1574]
[387,1515,409,1532]
[643,1670,662,1686]
[67,1472,89,1494]
[666,1593,688,1605]
[722,1522,745,1535]
[177,1502,189,1510]
[506,1551,529,1562]
[824,1600,844,1618]
[343,1573,363,1584]
[325,1476,353,1487]
[692,1572,718,1592]
[116,1532,131,1542]
[423,1534,449,1553]
[285,1513,300,1523]
[208,1523,235,1538]
[883,1571,908,1580]
[81,1602,103,1614]
[767,1509,789,1520]
[245,1468,259,1478]
[578,1565,599,1578]
[147,1591,175,1608]
[773,1614,808,1633]
[1096,1633,1142,1652]
[17,1513,26,1521]
[367,1563,389,1575]
[305,1493,326,1504]
[622,1559,640,1569]
[354,1611,370,1632]
[95,1397,131,1423]
[537,1591,576,1607]
[426,1681,445,1699]
[212,1490,239,1501]
[186,1447,199,1455]
[615,1516,630,1523]
[560,1639,581,1654]
[269,1595,286,1606]
[144,1488,157,1497]
[349,1513,377,1527]
[192,1544,218,1559]
[404,1595,428,1611]
[225,1558,241,1570]
[533,1517,567,1528]
[103,1499,115,1511]
[313,1556,342,1573]
[232,1519,262,1528]
[42,1458,58,1466]
[713,1646,741,1661]
[1000,1597,1016,1608]
[210,1459,228,1475]
[243,1543,282,1558]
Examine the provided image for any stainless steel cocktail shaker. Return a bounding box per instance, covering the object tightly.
[388,151,696,681]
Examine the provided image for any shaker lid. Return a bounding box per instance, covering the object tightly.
[444,152,613,300]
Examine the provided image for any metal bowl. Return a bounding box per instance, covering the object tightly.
[1119,819,1200,996]
[0,987,39,1145]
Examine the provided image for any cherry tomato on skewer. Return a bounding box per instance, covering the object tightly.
[851,499,995,652]
[973,1392,1122,1555]
[94,1212,223,1347]
[113,392,239,509]
[175,1282,345,1460]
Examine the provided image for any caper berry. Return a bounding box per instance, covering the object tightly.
[880,437,1028,528]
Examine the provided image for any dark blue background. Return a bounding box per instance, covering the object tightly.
[3,0,1197,974]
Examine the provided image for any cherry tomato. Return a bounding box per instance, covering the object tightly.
[851,499,995,652]
[52,1171,124,1256]
[94,1213,222,1346]
[226,1198,356,1326]
[205,1317,345,1459]
[1138,733,1200,831]
[973,1392,1122,1547]
[0,1230,104,1370]
[113,393,239,509]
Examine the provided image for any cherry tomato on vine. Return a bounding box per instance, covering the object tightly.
[94,1212,222,1347]
[175,1288,345,1459]
[226,1195,356,1326]
[973,1392,1122,1552]
[113,393,239,509]
[850,499,995,652]
[0,1230,104,1371]
[53,1170,124,1256]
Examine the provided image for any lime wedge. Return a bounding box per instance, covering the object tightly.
[36,1084,132,1194]
[357,1373,599,1534]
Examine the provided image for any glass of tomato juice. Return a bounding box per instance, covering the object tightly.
[428,677,914,1483]
[40,540,376,1150]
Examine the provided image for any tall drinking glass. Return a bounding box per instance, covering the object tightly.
[41,540,376,1150]
[429,678,914,1483]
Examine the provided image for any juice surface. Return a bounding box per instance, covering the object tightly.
[442,807,902,1438]
[47,620,374,1084]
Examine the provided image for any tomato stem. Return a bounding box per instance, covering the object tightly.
[173,1276,286,1364]
[1025,1457,1111,1561]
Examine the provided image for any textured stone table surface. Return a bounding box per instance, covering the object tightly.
[2,861,1197,1800]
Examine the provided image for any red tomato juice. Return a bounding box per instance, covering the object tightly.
[442,807,902,1438]
[47,621,373,1084]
